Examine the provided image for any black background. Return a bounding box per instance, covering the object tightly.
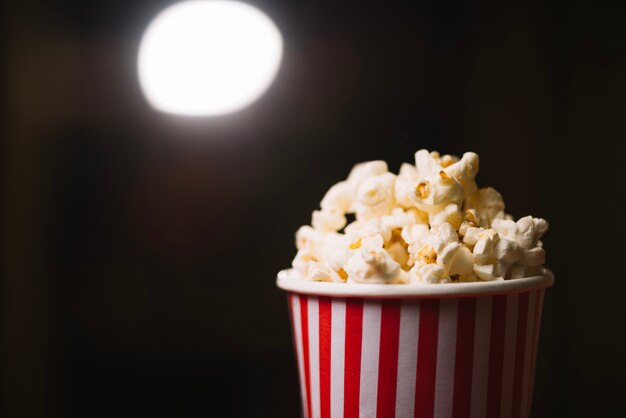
[2,0,626,417]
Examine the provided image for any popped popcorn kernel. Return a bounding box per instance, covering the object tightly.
[416,182,428,198]
[418,245,437,264]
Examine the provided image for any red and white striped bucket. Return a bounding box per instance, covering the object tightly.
[277,270,554,418]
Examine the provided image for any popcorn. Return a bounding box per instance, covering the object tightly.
[464,187,507,227]
[345,241,403,284]
[291,149,549,284]
[437,243,474,276]
[320,181,352,212]
[353,172,396,221]
[492,216,548,250]
[409,171,464,214]
[382,207,424,229]
[523,247,546,267]
[295,226,351,273]
[445,152,479,196]
[473,264,502,281]
[458,209,479,237]
[462,225,485,247]
[468,216,549,281]
[429,203,462,230]
[292,249,317,276]
[312,208,347,232]
[414,150,440,178]
[307,261,343,283]
[385,240,410,270]
[295,225,322,252]
[319,233,352,271]
[319,160,389,217]
[347,160,389,186]
[394,163,419,208]
[436,153,460,168]
[410,263,448,284]
[345,219,392,244]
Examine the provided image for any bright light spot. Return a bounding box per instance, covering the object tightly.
[138,0,283,116]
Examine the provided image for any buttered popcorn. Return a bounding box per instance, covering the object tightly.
[292,150,549,284]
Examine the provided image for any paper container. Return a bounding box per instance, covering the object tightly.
[277,269,554,418]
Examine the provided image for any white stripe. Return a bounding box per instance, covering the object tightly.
[308,297,321,418]
[359,300,382,418]
[500,294,519,418]
[520,292,536,418]
[433,298,459,418]
[330,299,346,418]
[292,295,309,418]
[395,300,420,418]
[470,296,493,418]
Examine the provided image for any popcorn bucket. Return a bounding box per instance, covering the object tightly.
[277,270,554,418]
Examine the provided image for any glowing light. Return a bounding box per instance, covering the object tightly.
[138,1,283,116]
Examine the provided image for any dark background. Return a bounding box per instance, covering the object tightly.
[2,0,625,417]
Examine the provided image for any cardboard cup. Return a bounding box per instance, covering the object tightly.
[277,269,554,418]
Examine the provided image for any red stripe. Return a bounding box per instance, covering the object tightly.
[451,297,477,418]
[512,292,529,418]
[414,299,440,418]
[486,295,507,418]
[300,295,312,418]
[528,290,544,415]
[319,297,332,418]
[344,298,364,418]
[376,299,401,418]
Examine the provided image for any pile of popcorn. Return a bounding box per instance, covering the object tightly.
[292,150,548,284]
